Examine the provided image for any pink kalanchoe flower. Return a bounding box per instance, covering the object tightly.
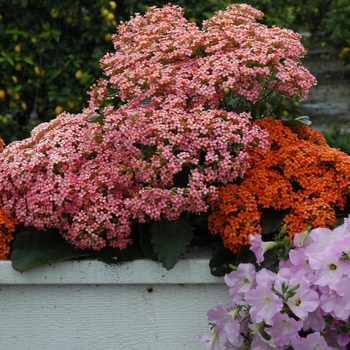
[95,3,315,109]
[0,104,266,250]
[0,4,316,254]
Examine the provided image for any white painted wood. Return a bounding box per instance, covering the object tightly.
[0,247,231,350]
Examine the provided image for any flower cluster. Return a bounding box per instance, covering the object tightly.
[0,138,18,260]
[200,218,350,349]
[0,207,18,260]
[0,107,265,250]
[90,4,315,111]
[208,117,350,253]
[0,4,316,251]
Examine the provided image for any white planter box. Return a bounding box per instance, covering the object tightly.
[0,247,229,350]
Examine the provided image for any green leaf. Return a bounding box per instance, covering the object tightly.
[23,56,34,65]
[282,115,312,127]
[141,98,151,105]
[88,114,104,125]
[106,88,120,100]
[151,217,194,270]
[138,223,159,261]
[42,22,51,31]
[235,245,257,265]
[97,222,144,264]
[173,166,191,188]
[97,243,144,264]
[235,245,276,272]
[260,208,289,235]
[209,241,237,276]
[6,56,14,66]
[181,211,210,226]
[11,227,94,272]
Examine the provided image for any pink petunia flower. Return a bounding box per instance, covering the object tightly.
[308,246,348,289]
[224,263,256,303]
[198,332,221,350]
[249,233,278,264]
[245,282,283,325]
[286,278,320,320]
[265,312,302,347]
[206,304,243,345]
[291,332,334,350]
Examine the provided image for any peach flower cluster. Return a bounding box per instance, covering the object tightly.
[90,4,315,111]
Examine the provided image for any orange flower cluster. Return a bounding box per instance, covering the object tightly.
[0,208,18,260]
[0,138,18,260]
[208,117,350,253]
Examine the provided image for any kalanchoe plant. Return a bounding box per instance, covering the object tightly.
[0,4,319,271]
[208,117,350,255]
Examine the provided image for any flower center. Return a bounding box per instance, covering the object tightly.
[329,263,337,270]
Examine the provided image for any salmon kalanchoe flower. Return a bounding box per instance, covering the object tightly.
[0,4,316,251]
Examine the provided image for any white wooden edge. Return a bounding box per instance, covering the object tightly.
[0,246,225,285]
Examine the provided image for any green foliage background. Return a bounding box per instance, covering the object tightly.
[0,0,347,143]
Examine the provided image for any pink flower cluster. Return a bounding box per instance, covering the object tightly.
[200,217,350,349]
[0,102,268,250]
[0,4,315,251]
[90,4,315,110]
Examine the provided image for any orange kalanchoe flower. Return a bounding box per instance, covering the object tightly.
[0,207,18,260]
[208,117,350,253]
[0,138,18,260]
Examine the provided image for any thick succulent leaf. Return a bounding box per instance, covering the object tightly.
[138,223,159,261]
[260,208,289,235]
[97,224,145,264]
[282,115,312,126]
[209,241,237,277]
[88,114,104,125]
[151,217,194,270]
[11,227,94,272]
[97,244,144,264]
